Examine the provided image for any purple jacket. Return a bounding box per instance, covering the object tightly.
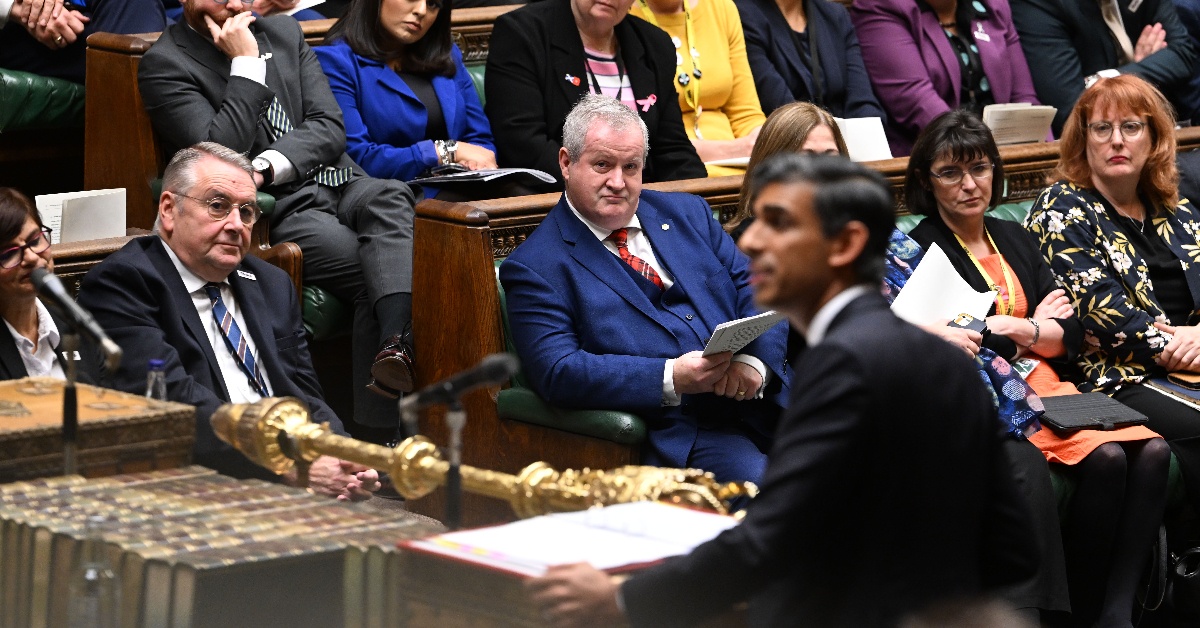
[851,0,1039,155]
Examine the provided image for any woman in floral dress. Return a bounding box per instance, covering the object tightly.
[1026,75,1200,516]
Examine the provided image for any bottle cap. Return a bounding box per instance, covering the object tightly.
[148,359,165,370]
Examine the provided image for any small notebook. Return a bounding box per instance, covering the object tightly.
[1040,393,1148,432]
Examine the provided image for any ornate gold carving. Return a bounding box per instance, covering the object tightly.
[212,398,755,517]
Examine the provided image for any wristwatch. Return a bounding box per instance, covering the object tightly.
[252,156,274,187]
[434,139,458,166]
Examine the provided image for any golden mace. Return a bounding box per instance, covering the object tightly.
[211,397,756,518]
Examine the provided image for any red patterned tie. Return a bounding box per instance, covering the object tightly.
[607,228,664,291]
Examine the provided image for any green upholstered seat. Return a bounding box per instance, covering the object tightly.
[0,69,84,132]
[465,62,486,107]
[493,259,648,444]
[895,199,1034,235]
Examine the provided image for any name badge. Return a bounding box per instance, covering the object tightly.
[237,270,257,281]
[973,23,990,42]
[1129,0,1143,12]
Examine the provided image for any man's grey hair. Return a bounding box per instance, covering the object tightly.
[161,142,254,196]
[561,93,650,162]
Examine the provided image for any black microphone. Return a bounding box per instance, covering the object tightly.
[399,353,520,416]
[31,268,123,372]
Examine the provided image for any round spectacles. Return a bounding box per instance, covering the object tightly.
[172,192,263,226]
[0,227,52,269]
[1086,120,1148,142]
[930,162,994,186]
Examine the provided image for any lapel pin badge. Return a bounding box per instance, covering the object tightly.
[1129,0,1143,11]
[637,94,657,112]
[662,223,670,230]
[260,52,272,60]
[237,269,257,281]
[565,73,581,86]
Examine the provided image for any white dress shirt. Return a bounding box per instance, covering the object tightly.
[565,199,770,406]
[3,299,66,379]
[163,241,273,403]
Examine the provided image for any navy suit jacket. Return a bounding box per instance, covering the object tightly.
[498,190,789,466]
[77,236,343,479]
[1009,0,1197,134]
[621,294,1038,627]
[735,0,884,120]
[0,304,102,383]
[315,40,495,184]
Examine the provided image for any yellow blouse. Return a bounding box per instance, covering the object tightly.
[630,0,766,176]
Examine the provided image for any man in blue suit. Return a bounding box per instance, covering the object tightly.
[499,94,789,486]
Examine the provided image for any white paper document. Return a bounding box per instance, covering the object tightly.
[34,188,126,244]
[982,103,1057,146]
[402,502,738,577]
[285,0,325,15]
[703,311,786,356]
[890,243,996,325]
[833,117,893,162]
[704,157,750,168]
[408,168,556,185]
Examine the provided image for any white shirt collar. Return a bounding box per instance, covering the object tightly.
[564,194,643,241]
[3,299,60,353]
[804,285,873,347]
[162,237,225,293]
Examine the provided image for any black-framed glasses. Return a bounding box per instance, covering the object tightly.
[0,227,52,269]
[1086,120,1148,142]
[172,192,262,226]
[930,162,994,186]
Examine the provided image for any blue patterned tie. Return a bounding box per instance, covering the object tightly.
[203,283,270,397]
[265,97,352,187]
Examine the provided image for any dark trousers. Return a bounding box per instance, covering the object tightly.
[1114,383,1200,509]
[0,0,166,83]
[270,174,417,430]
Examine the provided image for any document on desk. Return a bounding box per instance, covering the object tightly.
[982,103,1057,146]
[833,116,892,162]
[34,188,126,244]
[703,311,786,356]
[408,168,557,185]
[400,501,739,577]
[890,243,996,325]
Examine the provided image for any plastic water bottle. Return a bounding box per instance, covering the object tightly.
[66,516,120,628]
[145,359,167,403]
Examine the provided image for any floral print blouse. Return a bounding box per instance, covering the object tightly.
[1024,181,1200,392]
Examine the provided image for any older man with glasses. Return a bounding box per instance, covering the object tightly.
[77,142,380,500]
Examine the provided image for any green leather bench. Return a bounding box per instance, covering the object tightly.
[0,68,84,132]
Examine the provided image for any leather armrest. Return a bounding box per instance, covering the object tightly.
[497,387,646,445]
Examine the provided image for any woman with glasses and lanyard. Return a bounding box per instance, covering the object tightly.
[910,108,1169,628]
[0,187,101,382]
[1027,75,1200,513]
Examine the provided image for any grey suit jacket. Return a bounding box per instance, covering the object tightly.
[137,16,366,212]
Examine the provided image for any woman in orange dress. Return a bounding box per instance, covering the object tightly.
[906,110,1168,627]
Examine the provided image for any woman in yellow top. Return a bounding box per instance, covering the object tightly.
[629,0,766,177]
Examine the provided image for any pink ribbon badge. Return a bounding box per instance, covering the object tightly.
[636,94,657,112]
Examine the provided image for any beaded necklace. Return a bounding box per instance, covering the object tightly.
[636,0,705,138]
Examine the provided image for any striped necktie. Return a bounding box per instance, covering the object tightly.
[265,97,353,187]
[607,228,664,291]
[203,283,270,397]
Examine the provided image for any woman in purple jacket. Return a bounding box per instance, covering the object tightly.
[850,0,1040,155]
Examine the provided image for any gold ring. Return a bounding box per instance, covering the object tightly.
[736,390,745,396]
[54,36,63,44]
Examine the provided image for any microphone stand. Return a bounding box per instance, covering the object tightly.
[60,332,80,476]
[444,400,466,530]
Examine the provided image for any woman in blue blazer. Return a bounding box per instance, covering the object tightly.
[734,0,885,120]
[316,0,497,194]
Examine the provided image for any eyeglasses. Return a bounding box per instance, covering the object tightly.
[211,0,258,4]
[1086,120,1148,142]
[0,227,52,270]
[930,162,994,186]
[172,192,262,226]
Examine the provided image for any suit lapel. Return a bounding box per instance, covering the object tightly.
[548,3,591,107]
[146,238,231,400]
[227,265,280,395]
[432,74,459,136]
[0,322,26,380]
[923,13,961,104]
[175,22,235,82]
[764,0,816,99]
[615,20,653,104]
[556,200,666,327]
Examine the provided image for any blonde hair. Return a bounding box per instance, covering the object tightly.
[1054,75,1179,209]
[730,103,848,232]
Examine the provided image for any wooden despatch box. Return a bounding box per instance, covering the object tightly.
[0,378,194,481]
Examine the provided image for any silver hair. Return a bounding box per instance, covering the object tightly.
[161,142,254,197]
[561,93,650,162]
[156,142,254,233]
